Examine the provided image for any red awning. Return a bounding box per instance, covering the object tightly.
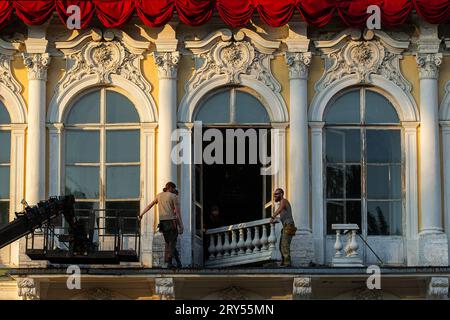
[0,0,449,30]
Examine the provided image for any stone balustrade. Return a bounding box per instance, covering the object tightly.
[331,224,363,267]
[205,218,281,268]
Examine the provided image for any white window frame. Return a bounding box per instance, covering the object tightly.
[63,88,142,232]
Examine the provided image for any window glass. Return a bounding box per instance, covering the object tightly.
[106,166,140,199]
[106,130,140,163]
[0,132,11,163]
[367,201,402,235]
[0,167,10,199]
[367,165,402,199]
[366,130,401,163]
[66,91,100,124]
[326,129,360,163]
[65,130,100,163]
[0,102,10,124]
[65,166,99,199]
[324,90,360,124]
[365,91,399,124]
[235,91,270,124]
[105,201,139,234]
[196,91,230,124]
[106,91,139,123]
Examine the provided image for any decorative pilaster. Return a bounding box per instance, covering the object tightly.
[441,121,450,265]
[310,122,325,264]
[285,52,314,266]
[154,51,180,192]
[178,123,194,267]
[47,123,63,199]
[17,278,40,300]
[23,52,50,206]
[427,277,449,300]
[141,123,157,267]
[402,122,420,266]
[416,23,448,266]
[155,278,175,300]
[292,277,312,300]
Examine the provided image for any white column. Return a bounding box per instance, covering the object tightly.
[416,53,448,265]
[284,52,314,266]
[23,53,50,205]
[403,122,420,266]
[285,52,311,233]
[154,52,180,191]
[310,122,325,264]
[441,121,450,264]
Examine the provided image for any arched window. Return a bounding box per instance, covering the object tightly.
[324,88,402,236]
[196,87,270,125]
[64,88,140,233]
[0,100,11,227]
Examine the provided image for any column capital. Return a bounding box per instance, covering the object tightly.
[416,53,442,80]
[309,121,325,130]
[285,52,312,80]
[402,121,420,130]
[271,122,289,130]
[440,121,450,129]
[154,51,180,79]
[46,122,64,132]
[10,123,27,132]
[22,53,51,81]
[141,122,158,131]
[178,122,194,130]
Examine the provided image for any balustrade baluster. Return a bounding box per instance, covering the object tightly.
[208,234,216,260]
[260,225,269,250]
[216,233,223,258]
[223,232,230,256]
[245,228,253,254]
[237,228,245,254]
[334,230,343,257]
[268,223,276,249]
[230,230,237,256]
[252,226,261,252]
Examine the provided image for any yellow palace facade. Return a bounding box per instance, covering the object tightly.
[1,13,450,300]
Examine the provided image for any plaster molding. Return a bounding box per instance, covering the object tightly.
[314,29,411,93]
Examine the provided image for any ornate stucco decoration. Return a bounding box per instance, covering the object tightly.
[23,53,51,81]
[0,38,22,93]
[185,29,281,93]
[416,53,442,80]
[155,277,175,300]
[427,277,449,300]
[285,52,312,80]
[17,278,40,300]
[154,51,180,79]
[55,29,151,92]
[314,29,411,93]
[292,277,312,300]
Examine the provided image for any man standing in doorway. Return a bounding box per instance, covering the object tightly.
[139,182,184,268]
[270,188,297,267]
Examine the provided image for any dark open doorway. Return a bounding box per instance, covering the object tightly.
[201,127,271,229]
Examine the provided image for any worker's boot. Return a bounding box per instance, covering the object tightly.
[174,253,182,268]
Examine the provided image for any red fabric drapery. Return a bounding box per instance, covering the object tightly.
[0,0,449,30]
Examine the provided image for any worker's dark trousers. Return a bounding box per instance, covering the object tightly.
[160,220,180,265]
